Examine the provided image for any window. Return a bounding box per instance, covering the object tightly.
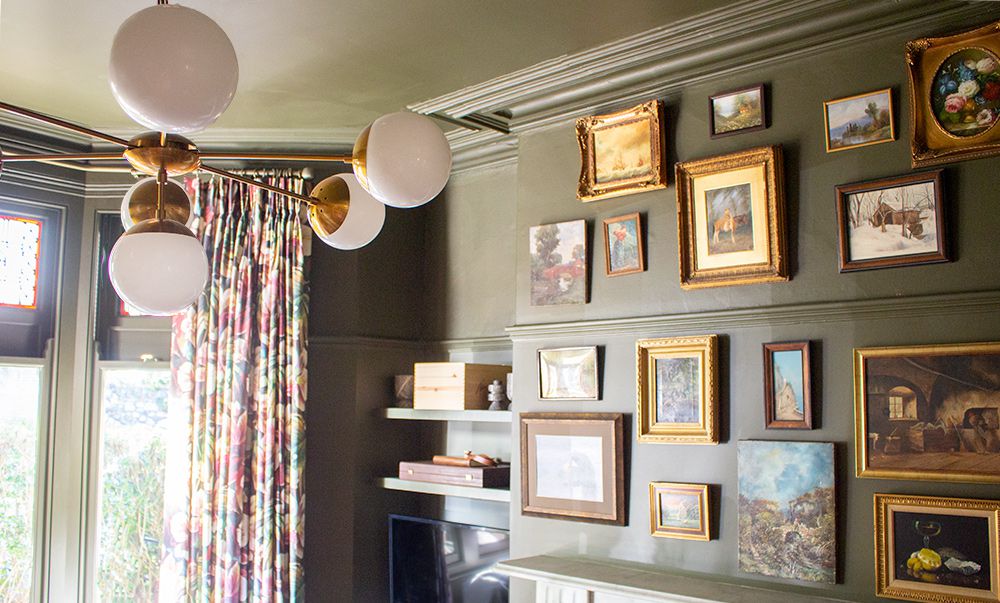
[0,215,42,309]
[888,395,903,419]
[95,367,171,603]
[0,362,43,602]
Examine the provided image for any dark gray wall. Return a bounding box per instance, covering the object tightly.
[417,15,1000,603]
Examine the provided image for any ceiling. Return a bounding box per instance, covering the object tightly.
[0,0,729,141]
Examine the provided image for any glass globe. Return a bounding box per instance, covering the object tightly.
[353,112,451,208]
[120,178,193,230]
[109,5,239,134]
[308,174,385,250]
[109,219,209,315]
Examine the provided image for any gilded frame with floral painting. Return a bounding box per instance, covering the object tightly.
[907,20,1000,167]
[576,100,667,202]
[637,335,718,445]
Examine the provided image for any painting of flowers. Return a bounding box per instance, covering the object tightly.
[824,88,895,152]
[932,49,1000,138]
[529,220,587,306]
[738,441,836,583]
[710,84,766,137]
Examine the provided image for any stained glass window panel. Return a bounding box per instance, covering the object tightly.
[0,215,42,309]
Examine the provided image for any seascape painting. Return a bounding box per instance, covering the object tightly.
[655,356,700,425]
[593,119,653,185]
[858,344,1000,482]
[711,85,765,136]
[738,441,836,583]
[534,434,604,503]
[705,183,754,255]
[844,181,938,261]
[825,89,894,151]
[529,220,587,306]
[772,350,805,421]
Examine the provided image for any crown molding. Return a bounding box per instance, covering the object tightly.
[505,290,1000,341]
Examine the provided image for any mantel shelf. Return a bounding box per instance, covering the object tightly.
[381,408,513,423]
[378,477,511,502]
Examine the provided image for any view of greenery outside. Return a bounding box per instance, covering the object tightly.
[97,369,170,603]
[0,365,41,603]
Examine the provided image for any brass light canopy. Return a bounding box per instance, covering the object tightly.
[126,215,197,237]
[307,175,351,238]
[123,131,201,176]
[351,124,371,192]
[125,178,192,226]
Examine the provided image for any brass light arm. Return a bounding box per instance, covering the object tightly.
[2,152,126,163]
[0,101,131,147]
[199,164,316,206]
[199,152,352,163]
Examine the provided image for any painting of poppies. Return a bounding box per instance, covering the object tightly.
[738,441,836,583]
[529,220,587,306]
[824,88,895,152]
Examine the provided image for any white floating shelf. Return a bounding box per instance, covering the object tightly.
[378,477,511,502]
[381,408,513,423]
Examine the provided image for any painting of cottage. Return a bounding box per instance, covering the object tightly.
[844,180,938,262]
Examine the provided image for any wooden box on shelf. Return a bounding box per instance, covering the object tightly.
[398,461,511,489]
[413,362,510,410]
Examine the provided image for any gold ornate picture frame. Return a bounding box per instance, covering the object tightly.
[675,145,788,289]
[875,493,1000,602]
[576,100,667,202]
[649,482,711,541]
[907,20,1000,167]
[637,335,718,444]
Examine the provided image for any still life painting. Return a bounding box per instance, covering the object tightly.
[637,335,718,444]
[824,88,895,152]
[602,212,644,276]
[529,219,587,306]
[764,341,812,429]
[576,100,666,202]
[876,493,1000,602]
[738,440,836,584]
[537,346,599,400]
[649,482,711,541]
[520,413,625,525]
[836,170,947,272]
[710,84,766,137]
[855,341,1000,484]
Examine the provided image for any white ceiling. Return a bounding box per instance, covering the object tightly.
[0,0,729,141]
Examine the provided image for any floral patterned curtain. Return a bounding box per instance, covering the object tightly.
[159,174,307,603]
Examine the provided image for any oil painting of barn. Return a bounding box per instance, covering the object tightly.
[856,342,1000,482]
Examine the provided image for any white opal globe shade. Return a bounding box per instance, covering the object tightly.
[356,112,451,208]
[120,178,194,230]
[310,174,385,250]
[109,222,209,315]
[109,5,239,134]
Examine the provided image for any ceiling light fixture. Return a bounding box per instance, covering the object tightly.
[0,0,452,315]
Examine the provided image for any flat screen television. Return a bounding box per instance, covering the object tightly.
[389,514,509,603]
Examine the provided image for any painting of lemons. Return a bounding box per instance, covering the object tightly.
[593,119,653,185]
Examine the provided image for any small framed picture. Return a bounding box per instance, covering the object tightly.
[575,100,667,202]
[520,413,625,525]
[529,219,587,306]
[763,341,812,430]
[823,88,895,153]
[602,212,644,276]
[636,335,718,444]
[649,482,710,541]
[709,84,767,138]
[675,145,788,289]
[875,493,1000,602]
[835,170,947,272]
[537,346,599,401]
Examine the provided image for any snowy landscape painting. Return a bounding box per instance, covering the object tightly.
[836,171,947,271]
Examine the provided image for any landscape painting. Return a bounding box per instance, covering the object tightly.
[764,341,812,430]
[836,171,947,272]
[650,482,710,541]
[637,335,718,444]
[711,84,766,137]
[738,441,836,584]
[655,356,701,425]
[704,183,754,255]
[529,220,587,306]
[824,88,895,152]
[855,342,1000,483]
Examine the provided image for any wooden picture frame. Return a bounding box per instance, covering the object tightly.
[835,170,947,272]
[649,482,711,541]
[675,145,787,289]
[875,493,1000,602]
[709,83,767,138]
[636,335,718,444]
[602,212,645,276]
[907,20,1000,167]
[520,413,625,525]
[763,341,812,430]
[823,88,896,153]
[537,346,599,401]
[855,341,1000,484]
[575,100,667,202]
